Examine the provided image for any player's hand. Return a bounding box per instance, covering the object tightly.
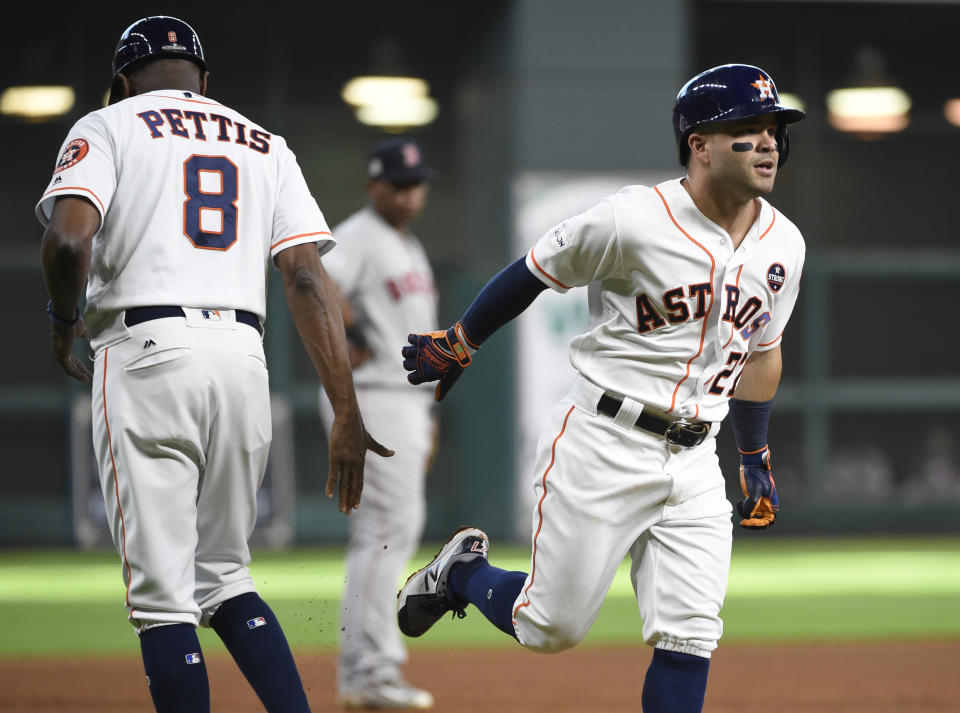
[401,322,475,401]
[326,412,394,515]
[50,318,92,384]
[737,446,778,529]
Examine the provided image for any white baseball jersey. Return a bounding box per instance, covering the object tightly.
[525,177,804,423]
[510,178,803,658]
[323,204,438,391]
[36,89,333,341]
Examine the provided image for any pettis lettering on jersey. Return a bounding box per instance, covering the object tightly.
[135,93,272,154]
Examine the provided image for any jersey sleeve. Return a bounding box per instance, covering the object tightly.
[755,251,804,352]
[270,143,335,260]
[524,197,621,293]
[35,113,116,229]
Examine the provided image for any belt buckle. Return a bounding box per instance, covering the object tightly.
[664,419,709,448]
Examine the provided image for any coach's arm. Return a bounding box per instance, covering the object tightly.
[41,195,99,384]
[276,244,393,514]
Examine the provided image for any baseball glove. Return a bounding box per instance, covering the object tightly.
[737,446,779,529]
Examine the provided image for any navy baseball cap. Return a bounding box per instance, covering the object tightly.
[367,138,437,183]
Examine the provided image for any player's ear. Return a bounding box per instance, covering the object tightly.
[687,132,710,166]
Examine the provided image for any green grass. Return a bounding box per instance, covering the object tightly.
[1,536,958,657]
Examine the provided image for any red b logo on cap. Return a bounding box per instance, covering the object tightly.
[402,143,421,168]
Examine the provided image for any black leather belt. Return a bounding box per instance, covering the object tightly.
[596,393,710,448]
[124,306,263,336]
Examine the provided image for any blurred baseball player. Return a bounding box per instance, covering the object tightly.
[318,138,438,709]
[38,16,390,713]
[397,64,804,713]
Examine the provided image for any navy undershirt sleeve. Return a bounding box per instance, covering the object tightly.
[727,397,773,452]
[459,257,548,345]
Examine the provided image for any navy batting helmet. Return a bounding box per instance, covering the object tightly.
[672,64,804,168]
[112,16,206,77]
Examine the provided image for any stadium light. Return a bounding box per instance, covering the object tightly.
[944,99,960,127]
[826,46,910,138]
[826,87,911,135]
[341,75,438,130]
[0,86,75,120]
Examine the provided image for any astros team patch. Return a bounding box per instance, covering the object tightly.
[54,138,89,173]
[767,263,786,292]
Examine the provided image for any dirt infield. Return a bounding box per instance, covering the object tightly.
[2,640,957,712]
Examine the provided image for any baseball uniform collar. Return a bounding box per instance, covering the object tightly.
[664,178,773,254]
[661,178,732,248]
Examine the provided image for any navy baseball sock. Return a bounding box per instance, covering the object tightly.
[210,592,311,713]
[641,648,710,713]
[448,558,526,640]
[139,623,210,713]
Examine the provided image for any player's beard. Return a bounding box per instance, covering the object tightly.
[731,150,777,198]
[711,154,776,203]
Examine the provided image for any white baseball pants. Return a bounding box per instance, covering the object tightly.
[512,375,733,658]
[91,313,269,632]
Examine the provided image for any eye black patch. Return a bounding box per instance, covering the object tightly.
[732,142,754,152]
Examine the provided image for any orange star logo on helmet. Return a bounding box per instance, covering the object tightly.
[751,74,774,100]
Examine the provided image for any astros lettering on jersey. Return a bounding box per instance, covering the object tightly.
[36,89,333,345]
[525,177,804,423]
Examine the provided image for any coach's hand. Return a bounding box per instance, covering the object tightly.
[402,322,475,401]
[737,446,778,529]
[327,412,393,515]
[50,318,92,384]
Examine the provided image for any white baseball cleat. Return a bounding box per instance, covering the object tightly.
[337,675,434,710]
[397,526,489,638]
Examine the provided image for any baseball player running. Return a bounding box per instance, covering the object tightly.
[397,64,804,713]
[318,138,438,709]
[38,16,390,713]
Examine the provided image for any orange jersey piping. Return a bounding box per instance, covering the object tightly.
[528,248,573,290]
[758,208,776,240]
[102,349,134,612]
[758,330,783,347]
[654,186,716,413]
[41,186,105,215]
[151,93,223,107]
[512,404,576,628]
[270,231,332,251]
